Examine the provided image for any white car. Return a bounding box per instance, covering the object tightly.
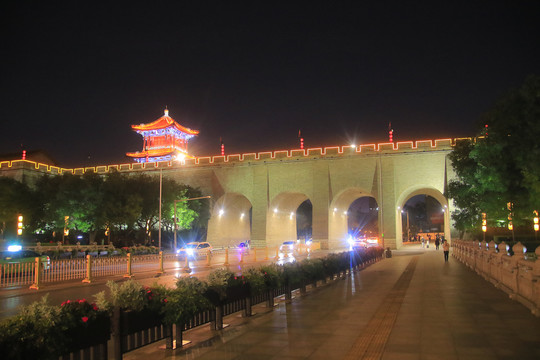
[280,241,296,253]
[177,242,213,259]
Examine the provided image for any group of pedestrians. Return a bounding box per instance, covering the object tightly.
[420,233,450,262]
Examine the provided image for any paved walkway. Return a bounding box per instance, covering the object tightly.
[125,245,540,359]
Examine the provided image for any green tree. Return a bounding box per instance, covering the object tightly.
[35,173,105,242]
[447,75,540,235]
[0,177,34,239]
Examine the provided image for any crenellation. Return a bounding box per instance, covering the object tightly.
[259,152,273,160]
[308,148,323,156]
[290,149,305,157]
[197,157,211,165]
[274,150,289,159]
[416,140,433,149]
[228,154,241,162]
[360,144,376,152]
[1,137,462,176]
[378,143,394,151]
[213,156,226,163]
[242,153,257,161]
[324,147,339,156]
[434,139,452,147]
[396,141,414,150]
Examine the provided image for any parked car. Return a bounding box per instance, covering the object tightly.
[0,249,50,270]
[279,240,296,253]
[176,242,213,259]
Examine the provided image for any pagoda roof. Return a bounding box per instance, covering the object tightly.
[126,148,195,160]
[131,109,199,135]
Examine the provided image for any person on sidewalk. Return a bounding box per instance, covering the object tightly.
[421,236,425,248]
[443,240,450,261]
[435,237,440,250]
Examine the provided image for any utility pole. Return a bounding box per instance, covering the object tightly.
[158,169,162,250]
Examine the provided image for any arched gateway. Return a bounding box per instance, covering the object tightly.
[0,139,459,249]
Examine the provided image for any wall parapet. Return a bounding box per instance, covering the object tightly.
[0,137,461,176]
[452,239,540,316]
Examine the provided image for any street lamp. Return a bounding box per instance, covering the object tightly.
[17,215,23,236]
[481,212,487,242]
[173,196,211,250]
[533,210,539,241]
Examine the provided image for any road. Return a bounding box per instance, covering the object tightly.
[0,248,339,321]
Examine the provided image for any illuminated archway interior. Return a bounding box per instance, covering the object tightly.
[207,193,252,247]
[328,188,378,249]
[266,192,311,247]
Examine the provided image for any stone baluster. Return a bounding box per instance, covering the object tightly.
[532,246,540,315]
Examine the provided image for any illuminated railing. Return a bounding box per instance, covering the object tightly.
[0,262,35,287]
[42,258,87,282]
[0,245,325,289]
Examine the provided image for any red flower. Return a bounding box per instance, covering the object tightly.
[93,305,99,311]
[79,299,86,304]
[82,317,89,323]
[163,298,168,303]
[66,300,71,304]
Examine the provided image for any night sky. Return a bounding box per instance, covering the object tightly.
[1,1,539,167]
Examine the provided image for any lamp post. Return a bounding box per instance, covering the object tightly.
[173,196,211,250]
[481,212,487,242]
[507,202,515,242]
[533,210,539,241]
[158,169,162,250]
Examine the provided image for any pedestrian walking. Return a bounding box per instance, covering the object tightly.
[443,240,450,261]
[426,239,430,248]
[421,236,425,248]
[435,238,440,250]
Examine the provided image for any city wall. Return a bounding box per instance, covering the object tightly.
[0,138,463,249]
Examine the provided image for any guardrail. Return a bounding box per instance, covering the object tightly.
[0,245,321,289]
[452,239,540,316]
[61,250,383,359]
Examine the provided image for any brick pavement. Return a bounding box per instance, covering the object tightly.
[125,245,540,359]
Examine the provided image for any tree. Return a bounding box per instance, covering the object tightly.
[447,75,540,235]
[0,177,34,239]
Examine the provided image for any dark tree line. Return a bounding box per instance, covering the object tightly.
[0,171,209,246]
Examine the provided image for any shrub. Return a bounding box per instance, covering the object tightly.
[0,295,63,359]
[94,280,147,312]
[260,264,281,289]
[243,267,265,295]
[205,268,234,304]
[163,277,211,325]
[300,258,325,283]
[282,262,303,287]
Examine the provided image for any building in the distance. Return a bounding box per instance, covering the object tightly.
[126,108,199,163]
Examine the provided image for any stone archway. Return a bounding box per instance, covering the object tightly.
[207,193,252,247]
[328,188,378,249]
[266,192,311,247]
[395,187,450,247]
